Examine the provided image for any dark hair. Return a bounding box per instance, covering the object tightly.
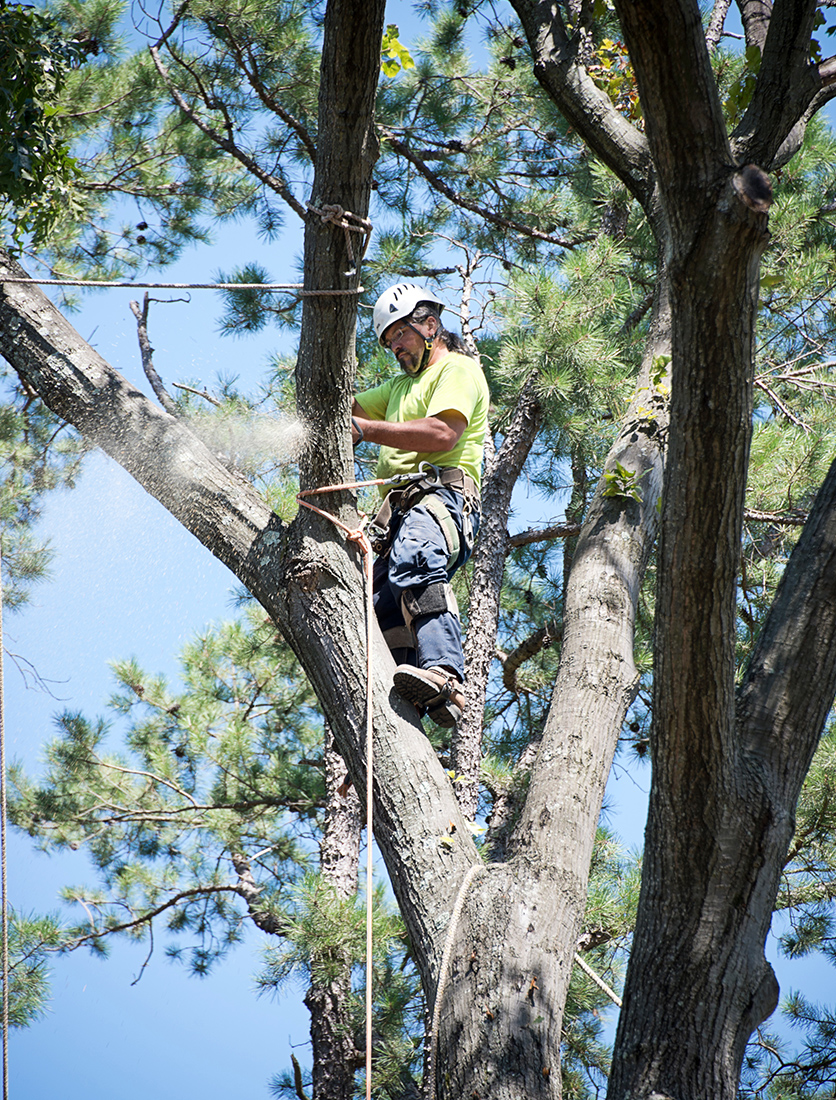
[410,303,472,357]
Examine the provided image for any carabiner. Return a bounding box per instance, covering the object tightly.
[417,461,442,485]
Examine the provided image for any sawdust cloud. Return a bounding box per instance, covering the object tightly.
[188,410,308,468]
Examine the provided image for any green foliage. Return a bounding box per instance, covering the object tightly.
[9,606,323,968]
[1,912,63,1029]
[381,24,414,78]
[0,2,86,245]
[586,35,642,123]
[0,371,90,609]
[602,460,644,503]
[258,873,422,1098]
[725,44,762,122]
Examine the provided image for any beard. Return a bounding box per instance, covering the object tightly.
[397,349,422,376]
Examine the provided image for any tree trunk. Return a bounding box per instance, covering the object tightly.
[305,731,363,1100]
[606,3,836,1096]
[425,283,673,1099]
[456,376,542,820]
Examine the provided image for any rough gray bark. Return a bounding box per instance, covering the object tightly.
[508,2,836,1098]
[305,732,363,1100]
[457,376,543,820]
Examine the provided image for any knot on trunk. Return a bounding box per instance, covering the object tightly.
[733,164,773,214]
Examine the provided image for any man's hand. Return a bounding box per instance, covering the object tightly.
[351,403,466,451]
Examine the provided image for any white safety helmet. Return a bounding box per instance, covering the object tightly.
[372,282,445,345]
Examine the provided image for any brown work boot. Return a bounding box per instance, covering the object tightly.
[392,665,465,728]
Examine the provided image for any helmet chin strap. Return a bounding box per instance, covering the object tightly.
[400,323,435,376]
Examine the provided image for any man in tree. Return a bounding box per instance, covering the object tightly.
[351,282,490,728]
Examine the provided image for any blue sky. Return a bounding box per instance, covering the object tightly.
[6,216,314,1097]
[7,3,836,1096]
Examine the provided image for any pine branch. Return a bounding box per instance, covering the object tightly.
[382,130,587,249]
[130,293,180,417]
[148,45,308,220]
[744,509,808,528]
[240,41,317,161]
[705,0,733,53]
[508,522,581,548]
[60,884,245,949]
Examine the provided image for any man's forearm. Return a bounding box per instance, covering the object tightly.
[352,412,464,451]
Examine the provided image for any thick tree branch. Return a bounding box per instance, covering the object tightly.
[231,853,287,934]
[509,0,653,207]
[739,0,774,52]
[706,0,734,52]
[613,0,731,236]
[738,454,836,768]
[732,0,823,166]
[501,617,563,694]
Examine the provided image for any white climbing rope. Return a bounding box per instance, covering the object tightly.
[0,276,362,294]
[425,862,485,1100]
[0,543,9,1099]
[573,950,622,1008]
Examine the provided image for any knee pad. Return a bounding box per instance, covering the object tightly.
[383,625,415,653]
[401,582,459,630]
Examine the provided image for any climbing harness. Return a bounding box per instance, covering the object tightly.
[367,463,479,563]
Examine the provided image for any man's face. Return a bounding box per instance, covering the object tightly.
[382,316,435,376]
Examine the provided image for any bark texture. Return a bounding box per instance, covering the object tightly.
[457,376,543,820]
[305,732,363,1100]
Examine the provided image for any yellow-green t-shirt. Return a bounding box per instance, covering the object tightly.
[355,351,490,494]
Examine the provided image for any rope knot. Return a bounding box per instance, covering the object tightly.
[305,201,373,276]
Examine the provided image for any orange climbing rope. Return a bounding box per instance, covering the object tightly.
[296,478,377,1100]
